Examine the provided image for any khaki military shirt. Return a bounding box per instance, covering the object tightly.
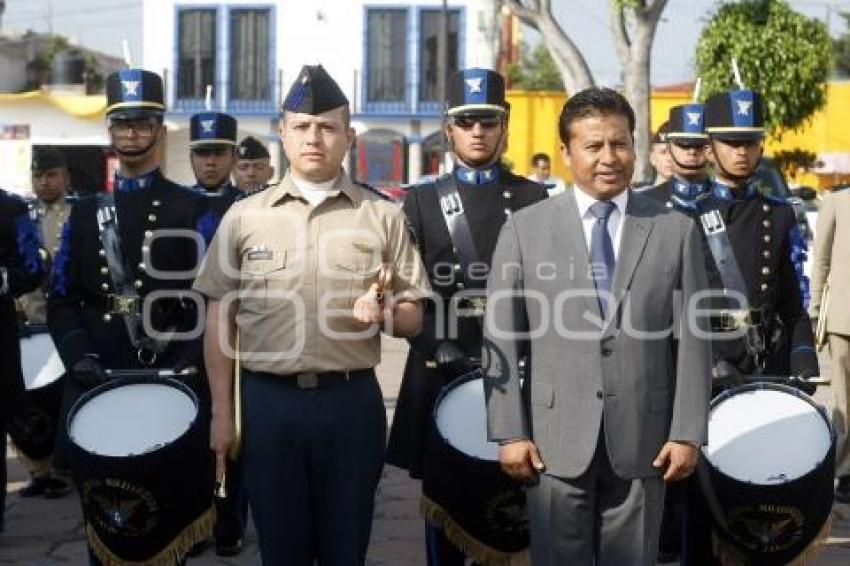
[193,171,430,375]
[18,197,71,324]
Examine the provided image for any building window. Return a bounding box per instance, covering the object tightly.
[355,129,407,187]
[366,9,407,104]
[177,8,217,100]
[419,9,460,103]
[229,8,271,101]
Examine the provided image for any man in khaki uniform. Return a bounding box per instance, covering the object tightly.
[810,189,850,503]
[10,147,73,498]
[195,64,429,565]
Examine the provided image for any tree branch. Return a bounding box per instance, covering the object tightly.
[504,0,540,26]
[610,3,632,66]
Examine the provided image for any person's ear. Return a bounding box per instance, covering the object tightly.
[559,142,571,170]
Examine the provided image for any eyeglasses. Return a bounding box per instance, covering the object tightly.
[109,120,158,137]
[453,116,504,130]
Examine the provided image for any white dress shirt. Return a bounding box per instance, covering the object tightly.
[572,185,629,260]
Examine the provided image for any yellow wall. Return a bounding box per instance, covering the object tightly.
[508,82,850,189]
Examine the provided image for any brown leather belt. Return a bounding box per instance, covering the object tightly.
[280,369,372,389]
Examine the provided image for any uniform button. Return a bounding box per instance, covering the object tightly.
[100,267,108,275]
[453,263,461,272]
[763,220,771,228]
[457,282,465,290]
[144,230,154,238]
[504,208,512,216]
[760,283,769,291]
[602,348,613,357]
[138,262,145,270]
[102,314,112,322]
[148,214,157,222]
[596,391,604,399]
[762,266,770,275]
[100,283,109,291]
[98,249,106,257]
[503,191,511,198]
[134,279,143,289]
[763,250,771,259]
[142,245,150,254]
[762,204,770,212]
[152,200,161,207]
[763,235,771,243]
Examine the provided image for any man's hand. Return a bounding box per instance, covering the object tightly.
[353,283,390,325]
[499,439,545,483]
[210,407,235,487]
[653,441,699,481]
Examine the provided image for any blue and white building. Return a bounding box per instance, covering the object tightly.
[143,0,501,185]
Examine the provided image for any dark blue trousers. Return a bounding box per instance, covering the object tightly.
[242,369,386,566]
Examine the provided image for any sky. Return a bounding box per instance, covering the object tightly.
[2,0,850,87]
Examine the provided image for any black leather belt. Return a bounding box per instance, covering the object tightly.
[277,369,372,389]
[708,308,766,332]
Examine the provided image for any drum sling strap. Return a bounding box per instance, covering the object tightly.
[435,176,486,291]
[96,194,166,365]
[699,207,766,364]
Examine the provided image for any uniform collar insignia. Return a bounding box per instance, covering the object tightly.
[115,168,161,192]
[711,180,757,201]
[455,163,500,186]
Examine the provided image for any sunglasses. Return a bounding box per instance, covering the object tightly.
[453,116,504,130]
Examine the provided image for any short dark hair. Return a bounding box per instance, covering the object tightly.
[558,87,635,145]
[531,152,550,165]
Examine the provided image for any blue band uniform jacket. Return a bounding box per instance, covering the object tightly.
[47,169,207,370]
[386,165,547,478]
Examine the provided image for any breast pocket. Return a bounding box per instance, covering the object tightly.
[331,241,381,308]
[240,250,290,310]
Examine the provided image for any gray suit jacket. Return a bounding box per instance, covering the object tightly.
[484,188,712,479]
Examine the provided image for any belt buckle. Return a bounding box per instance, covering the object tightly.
[455,296,487,318]
[296,372,319,389]
[108,294,139,315]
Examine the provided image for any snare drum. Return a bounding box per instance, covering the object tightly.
[422,372,528,563]
[67,376,215,564]
[698,382,835,565]
[8,325,65,464]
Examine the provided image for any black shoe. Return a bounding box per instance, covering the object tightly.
[42,477,72,499]
[836,476,850,504]
[19,477,49,498]
[215,537,243,557]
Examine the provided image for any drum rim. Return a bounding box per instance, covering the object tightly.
[705,380,836,481]
[67,376,200,457]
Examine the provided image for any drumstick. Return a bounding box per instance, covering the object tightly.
[375,263,392,304]
[215,470,227,499]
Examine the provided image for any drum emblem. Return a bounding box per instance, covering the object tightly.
[83,478,159,537]
[727,504,805,552]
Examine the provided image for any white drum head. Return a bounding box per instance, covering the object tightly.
[20,333,65,390]
[435,378,499,461]
[704,388,831,484]
[69,383,196,457]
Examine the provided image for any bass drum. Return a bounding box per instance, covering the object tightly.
[8,325,65,463]
[698,382,835,565]
[67,375,215,565]
[422,371,528,564]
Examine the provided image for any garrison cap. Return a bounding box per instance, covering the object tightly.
[704,89,765,140]
[666,104,707,142]
[238,136,270,160]
[190,112,238,148]
[106,69,166,119]
[282,64,348,115]
[446,68,508,117]
[32,146,68,171]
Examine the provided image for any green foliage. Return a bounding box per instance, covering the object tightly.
[695,0,831,136]
[506,42,565,91]
[833,12,850,78]
[772,148,818,178]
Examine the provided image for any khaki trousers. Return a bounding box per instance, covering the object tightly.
[829,333,850,478]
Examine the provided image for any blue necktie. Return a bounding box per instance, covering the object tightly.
[589,201,616,318]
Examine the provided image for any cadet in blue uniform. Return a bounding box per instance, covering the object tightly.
[188,110,247,558]
[0,189,45,533]
[684,89,819,565]
[47,69,213,565]
[644,103,711,214]
[386,68,547,565]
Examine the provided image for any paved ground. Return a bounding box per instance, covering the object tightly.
[2,337,850,564]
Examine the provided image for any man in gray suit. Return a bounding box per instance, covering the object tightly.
[484,87,712,564]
